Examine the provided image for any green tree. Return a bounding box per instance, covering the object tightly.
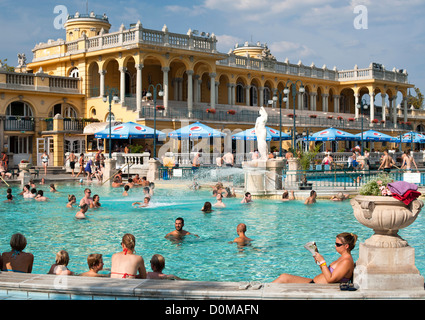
[0,59,15,72]
[407,87,424,110]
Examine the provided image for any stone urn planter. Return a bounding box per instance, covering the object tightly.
[18,162,32,172]
[350,195,423,248]
[350,195,424,290]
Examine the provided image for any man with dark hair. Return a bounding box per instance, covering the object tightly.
[165,217,198,239]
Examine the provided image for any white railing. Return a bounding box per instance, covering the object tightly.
[34,25,218,63]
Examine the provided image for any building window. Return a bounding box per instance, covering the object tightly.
[69,67,79,78]
[6,101,33,117]
[49,104,78,118]
[236,83,244,104]
[106,112,115,122]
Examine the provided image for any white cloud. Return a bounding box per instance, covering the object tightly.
[216,34,243,52]
[270,41,316,60]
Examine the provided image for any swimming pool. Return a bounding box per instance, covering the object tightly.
[1,182,425,283]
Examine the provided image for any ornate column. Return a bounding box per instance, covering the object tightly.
[369,92,375,125]
[333,95,340,113]
[259,87,264,107]
[187,70,194,117]
[119,67,127,104]
[403,96,408,123]
[99,70,106,97]
[162,67,169,115]
[227,83,232,105]
[245,85,250,107]
[354,93,360,118]
[310,92,316,111]
[322,94,328,112]
[215,81,219,104]
[391,96,397,128]
[193,75,200,103]
[136,64,143,113]
[381,93,387,123]
[210,73,216,109]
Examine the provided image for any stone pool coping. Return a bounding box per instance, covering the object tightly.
[1,272,425,300]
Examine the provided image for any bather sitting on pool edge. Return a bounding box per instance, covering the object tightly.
[272,232,357,284]
[110,233,147,279]
[1,233,34,273]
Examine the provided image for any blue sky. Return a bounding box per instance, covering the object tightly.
[1,0,425,98]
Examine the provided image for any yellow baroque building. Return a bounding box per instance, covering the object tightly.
[1,12,422,167]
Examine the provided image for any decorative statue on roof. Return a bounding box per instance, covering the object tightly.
[17,53,27,68]
[261,43,276,61]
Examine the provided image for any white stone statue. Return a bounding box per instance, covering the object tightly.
[255,106,268,160]
[17,53,26,68]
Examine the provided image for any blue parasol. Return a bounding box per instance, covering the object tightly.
[395,131,425,143]
[168,121,226,139]
[354,130,398,142]
[94,122,166,139]
[304,127,359,141]
[232,126,291,141]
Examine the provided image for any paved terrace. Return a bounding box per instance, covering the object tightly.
[0,272,424,300]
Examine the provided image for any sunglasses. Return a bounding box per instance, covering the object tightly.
[335,242,345,247]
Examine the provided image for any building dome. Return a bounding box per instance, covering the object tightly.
[64,12,111,41]
[231,41,276,60]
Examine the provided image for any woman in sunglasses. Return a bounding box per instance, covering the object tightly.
[272,232,357,284]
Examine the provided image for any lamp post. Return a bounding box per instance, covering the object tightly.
[146,84,164,159]
[102,88,120,159]
[282,80,305,152]
[356,98,369,156]
[272,91,284,157]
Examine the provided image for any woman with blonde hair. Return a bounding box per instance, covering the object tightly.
[273,232,358,284]
[110,233,146,279]
[47,250,73,275]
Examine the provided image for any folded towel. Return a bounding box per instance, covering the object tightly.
[387,181,418,196]
[392,189,421,205]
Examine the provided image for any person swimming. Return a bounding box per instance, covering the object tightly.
[165,217,199,239]
[132,197,150,208]
[76,203,88,219]
[201,201,213,213]
[67,195,76,208]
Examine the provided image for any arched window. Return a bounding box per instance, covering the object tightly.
[250,86,258,106]
[69,67,79,78]
[106,112,115,122]
[236,83,245,104]
[6,101,33,117]
[263,87,271,106]
[48,103,78,118]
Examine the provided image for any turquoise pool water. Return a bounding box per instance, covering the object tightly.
[1,182,425,283]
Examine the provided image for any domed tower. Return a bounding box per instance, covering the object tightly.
[64,11,111,41]
[230,41,276,60]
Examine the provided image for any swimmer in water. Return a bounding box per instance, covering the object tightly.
[122,185,130,196]
[92,194,101,208]
[132,197,150,208]
[232,223,253,245]
[201,201,213,213]
[240,192,253,204]
[67,195,77,208]
[213,193,226,208]
[35,190,48,201]
[165,217,199,239]
[76,203,88,219]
